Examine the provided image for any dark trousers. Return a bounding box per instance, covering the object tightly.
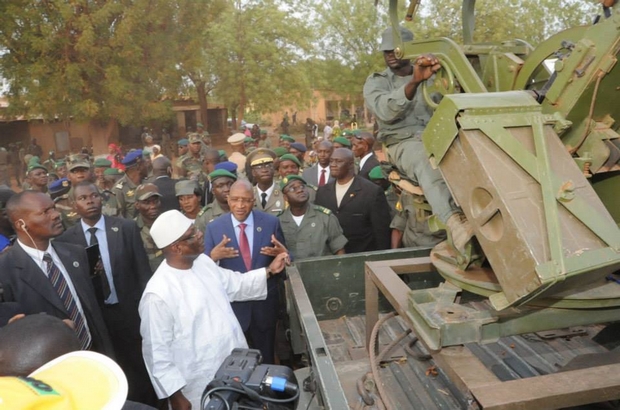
[102,303,157,406]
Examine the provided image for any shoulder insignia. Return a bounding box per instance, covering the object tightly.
[126,190,135,197]
[67,212,77,217]
[197,205,209,217]
[115,182,124,190]
[314,205,331,215]
[155,250,163,257]
[307,184,318,191]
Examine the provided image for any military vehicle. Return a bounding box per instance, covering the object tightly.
[286,0,620,409]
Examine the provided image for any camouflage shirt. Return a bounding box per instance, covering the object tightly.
[113,175,139,218]
[135,214,164,273]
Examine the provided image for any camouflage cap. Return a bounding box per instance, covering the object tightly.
[380,25,414,51]
[67,154,91,171]
[196,122,204,128]
[136,183,162,201]
[188,133,201,144]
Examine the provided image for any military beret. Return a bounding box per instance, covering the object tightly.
[103,167,124,176]
[122,150,143,167]
[227,133,246,146]
[244,137,254,144]
[48,178,71,197]
[27,160,47,173]
[218,150,226,158]
[215,161,238,173]
[333,136,352,147]
[368,166,385,181]
[260,129,267,134]
[279,135,295,143]
[247,148,276,167]
[177,139,189,146]
[196,122,204,128]
[289,142,307,153]
[136,183,162,201]
[27,156,41,166]
[279,153,301,167]
[280,174,306,191]
[342,129,354,137]
[93,158,112,168]
[175,179,200,196]
[273,147,288,157]
[209,169,237,182]
[55,160,66,167]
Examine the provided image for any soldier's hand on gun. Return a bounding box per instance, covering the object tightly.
[260,235,288,257]
[412,53,441,83]
[210,234,239,262]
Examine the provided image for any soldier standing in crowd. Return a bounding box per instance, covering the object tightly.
[114,150,147,218]
[201,148,221,205]
[277,154,302,180]
[279,135,294,150]
[278,175,347,259]
[175,180,202,220]
[173,138,189,178]
[195,169,237,234]
[101,168,121,217]
[134,183,164,273]
[43,151,56,172]
[180,134,206,183]
[55,160,68,179]
[248,149,285,216]
[25,162,49,194]
[93,158,112,190]
[257,129,272,149]
[288,143,308,170]
[196,122,211,153]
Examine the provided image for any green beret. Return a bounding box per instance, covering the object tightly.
[103,167,124,176]
[28,156,41,166]
[55,160,66,167]
[177,139,189,146]
[209,169,237,182]
[260,129,267,134]
[27,163,47,173]
[279,153,301,167]
[244,137,254,143]
[273,147,288,157]
[342,129,354,137]
[333,136,351,147]
[218,149,226,157]
[279,135,295,142]
[93,158,112,168]
[368,166,385,181]
[280,174,306,191]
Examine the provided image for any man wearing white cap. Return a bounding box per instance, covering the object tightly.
[139,210,289,410]
[227,132,247,174]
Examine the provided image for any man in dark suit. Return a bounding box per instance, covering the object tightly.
[302,140,334,187]
[150,156,179,212]
[203,180,287,364]
[352,131,381,180]
[54,181,155,405]
[0,191,114,357]
[315,148,391,253]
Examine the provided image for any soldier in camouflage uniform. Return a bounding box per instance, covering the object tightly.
[48,178,78,230]
[134,183,164,273]
[101,167,123,217]
[93,158,112,190]
[278,175,347,259]
[55,154,94,229]
[195,169,236,234]
[196,122,211,154]
[113,150,148,218]
[173,138,189,178]
[179,134,206,184]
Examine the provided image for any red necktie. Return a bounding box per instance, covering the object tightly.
[319,169,326,187]
[238,223,252,271]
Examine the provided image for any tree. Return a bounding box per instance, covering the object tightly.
[208,0,314,126]
[0,0,178,125]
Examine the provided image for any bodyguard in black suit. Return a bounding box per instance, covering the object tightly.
[352,131,381,180]
[315,148,391,253]
[55,181,156,405]
[150,157,180,212]
[0,191,114,356]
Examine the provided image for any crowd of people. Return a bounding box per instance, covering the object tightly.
[0,26,475,410]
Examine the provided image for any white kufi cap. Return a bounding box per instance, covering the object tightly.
[150,210,193,249]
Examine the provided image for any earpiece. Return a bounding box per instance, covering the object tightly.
[16,219,27,231]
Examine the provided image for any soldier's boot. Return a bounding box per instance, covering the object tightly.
[446,212,474,254]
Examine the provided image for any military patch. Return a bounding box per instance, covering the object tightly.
[307,184,318,191]
[197,206,208,217]
[315,205,331,215]
[61,180,69,187]
[115,182,124,189]
[126,190,134,197]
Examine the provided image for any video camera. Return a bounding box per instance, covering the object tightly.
[202,348,299,410]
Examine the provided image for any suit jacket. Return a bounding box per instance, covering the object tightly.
[203,210,285,331]
[152,175,180,213]
[55,216,152,329]
[315,176,391,253]
[254,185,285,216]
[0,241,114,357]
[302,164,334,187]
[358,154,381,181]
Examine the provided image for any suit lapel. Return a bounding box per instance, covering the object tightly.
[13,244,67,314]
[104,216,119,279]
[54,243,98,319]
[251,211,264,265]
[338,177,361,210]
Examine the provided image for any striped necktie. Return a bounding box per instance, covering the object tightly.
[43,253,92,350]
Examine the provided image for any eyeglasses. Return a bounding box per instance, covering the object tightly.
[284,184,306,194]
[228,197,254,205]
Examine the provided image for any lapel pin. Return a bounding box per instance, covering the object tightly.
[257,227,262,232]
[111,227,119,232]
[349,193,355,197]
[73,261,79,268]
[311,222,316,227]
[275,200,281,207]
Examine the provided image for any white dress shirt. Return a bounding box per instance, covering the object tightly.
[231,212,254,258]
[359,152,374,172]
[317,165,330,183]
[256,183,275,208]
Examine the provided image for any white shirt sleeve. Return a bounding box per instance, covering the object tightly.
[139,293,187,399]
[200,255,268,302]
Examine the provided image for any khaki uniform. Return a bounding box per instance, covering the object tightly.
[195,201,227,234]
[257,137,272,149]
[254,186,286,216]
[278,205,348,260]
[113,175,139,218]
[55,196,80,230]
[135,214,164,273]
[390,191,446,247]
[101,189,120,217]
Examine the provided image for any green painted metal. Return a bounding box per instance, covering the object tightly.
[592,172,620,224]
[462,0,476,45]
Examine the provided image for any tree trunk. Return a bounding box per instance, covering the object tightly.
[196,81,209,130]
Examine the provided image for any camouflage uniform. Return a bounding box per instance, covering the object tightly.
[278,205,348,260]
[113,175,139,218]
[195,201,227,234]
[55,196,80,229]
[180,154,206,184]
[101,189,120,217]
[390,191,446,247]
[135,214,164,273]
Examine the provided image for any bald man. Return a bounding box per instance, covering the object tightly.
[352,131,381,181]
[151,156,180,213]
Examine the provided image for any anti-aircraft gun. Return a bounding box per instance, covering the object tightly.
[283,1,620,409]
